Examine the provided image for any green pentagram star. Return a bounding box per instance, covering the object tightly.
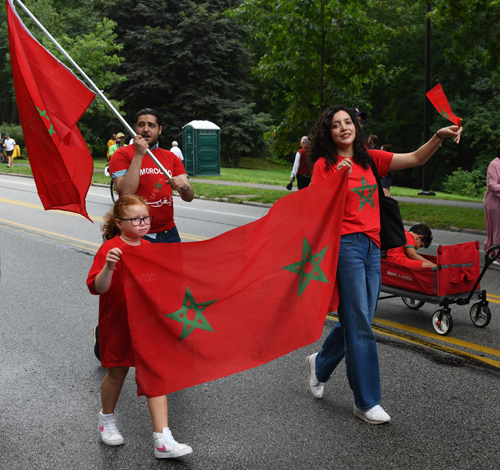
[440,107,450,119]
[36,106,56,137]
[165,286,217,340]
[155,180,163,191]
[282,237,330,298]
[350,175,377,211]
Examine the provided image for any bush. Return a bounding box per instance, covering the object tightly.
[441,168,486,198]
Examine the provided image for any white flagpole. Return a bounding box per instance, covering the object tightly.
[14,0,172,180]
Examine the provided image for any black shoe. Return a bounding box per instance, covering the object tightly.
[93,325,100,361]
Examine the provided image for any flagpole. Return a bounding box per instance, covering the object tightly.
[14,0,172,181]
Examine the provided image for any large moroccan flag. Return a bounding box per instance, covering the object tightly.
[120,169,348,397]
[7,0,95,220]
[426,83,462,127]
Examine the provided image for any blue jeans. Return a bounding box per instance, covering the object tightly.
[143,226,181,243]
[315,232,382,410]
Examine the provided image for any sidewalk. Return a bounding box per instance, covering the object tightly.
[190,178,484,209]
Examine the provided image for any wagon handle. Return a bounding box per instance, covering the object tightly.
[458,244,500,305]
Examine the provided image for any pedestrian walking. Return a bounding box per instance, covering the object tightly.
[305,104,461,424]
[86,194,192,459]
[4,134,16,168]
[287,136,312,190]
[484,150,500,265]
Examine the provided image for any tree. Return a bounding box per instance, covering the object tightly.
[232,0,391,157]
[103,0,270,166]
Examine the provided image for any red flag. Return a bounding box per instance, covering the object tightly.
[120,170,348,397]
[6,0,95,220]
[426,83,462,127]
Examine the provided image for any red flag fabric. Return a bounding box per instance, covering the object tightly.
[426,83,462,127]
[6,0,95,220]
[120,169,348,397]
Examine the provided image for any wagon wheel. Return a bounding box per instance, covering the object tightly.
[432,309,453,335]
[469,302,491,328]
[402,297,425,310]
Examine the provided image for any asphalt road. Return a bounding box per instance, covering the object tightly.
[1,174,500,470]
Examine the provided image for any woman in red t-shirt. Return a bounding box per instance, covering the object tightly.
[305,104,461,424]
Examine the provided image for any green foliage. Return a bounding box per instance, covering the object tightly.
[0,122,24,154]
[103,0,270,162]
[441,168,487,198]
[232,0,391,158]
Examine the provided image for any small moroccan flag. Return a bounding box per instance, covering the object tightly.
[6,0,95,220]
[426,83,462,127]
[120,169,348,397]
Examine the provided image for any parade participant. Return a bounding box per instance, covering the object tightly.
[305,104,461,424]
[385,223,437,268]
[484,150,500,265]
[108,132,125,159]
[170,140,184,161]
[4,134,16,168]
[109,108,194,243]
[87,195,192,459]
[106,133,116,161]
[287,136,312,190]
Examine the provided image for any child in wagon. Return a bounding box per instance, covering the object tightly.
[385,223,437,268]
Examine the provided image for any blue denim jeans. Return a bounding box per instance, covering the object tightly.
[142,225,181,243]
[315,232,382,410]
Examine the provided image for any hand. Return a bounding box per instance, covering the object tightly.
[337,157,353,175]
[106,248,122,270]
[133,135,149,157]
[169,175,189,193]
[383,188,391,197]
[437,125,462,144]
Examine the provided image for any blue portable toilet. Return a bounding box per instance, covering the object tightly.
[182,120,221,176]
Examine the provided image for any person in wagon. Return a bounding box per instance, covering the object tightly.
[385,223,437,268]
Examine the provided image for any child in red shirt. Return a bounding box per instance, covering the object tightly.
[87,195,192,459]
[386,223,437,268]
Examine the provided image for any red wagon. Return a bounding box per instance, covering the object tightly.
[379,242,500,335]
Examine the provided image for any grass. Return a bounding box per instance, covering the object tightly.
[3,157,486,231]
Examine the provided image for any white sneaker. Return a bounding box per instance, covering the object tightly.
[98,410,124,445]
[306,353,324,399]
[353,404,391,424]
[153,427,192,459]
[492,260,500,266]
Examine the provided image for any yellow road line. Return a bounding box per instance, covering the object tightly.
[488,293,500,299]
[0,218,101,248]
[326,313,500,369]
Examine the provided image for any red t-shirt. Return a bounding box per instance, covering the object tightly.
[87,235,150,368]
[385,230,424,268]
[109,145,187,233]
[311,149,393,246]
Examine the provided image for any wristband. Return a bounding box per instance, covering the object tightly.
[435,130,445,139]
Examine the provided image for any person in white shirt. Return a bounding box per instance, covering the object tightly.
[4,134,16,168]
[170,141,184,161]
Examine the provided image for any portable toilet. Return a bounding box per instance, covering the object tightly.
[182,120,221,176]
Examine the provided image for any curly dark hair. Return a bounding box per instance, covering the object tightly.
[308,104,371,171]
[101,194,149,241]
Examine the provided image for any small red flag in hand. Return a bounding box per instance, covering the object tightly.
[7,0,95,220]
[426,83,462,127]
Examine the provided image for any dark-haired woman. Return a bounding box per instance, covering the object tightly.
[305,105,461,424]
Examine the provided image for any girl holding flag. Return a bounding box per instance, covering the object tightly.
[87,195,192,459]
[305,104,461,424]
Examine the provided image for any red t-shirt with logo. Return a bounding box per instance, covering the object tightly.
[109,145,187,233]
[311,149,393,246]
[87,235,150,368]
[385,230,424,268]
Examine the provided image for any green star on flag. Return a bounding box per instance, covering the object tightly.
[282,237,330,298]
[155,180,163,191]
[166,286,217,340]
[36,106,56,136]
[440,107,449,119]
[350,175,377,211]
